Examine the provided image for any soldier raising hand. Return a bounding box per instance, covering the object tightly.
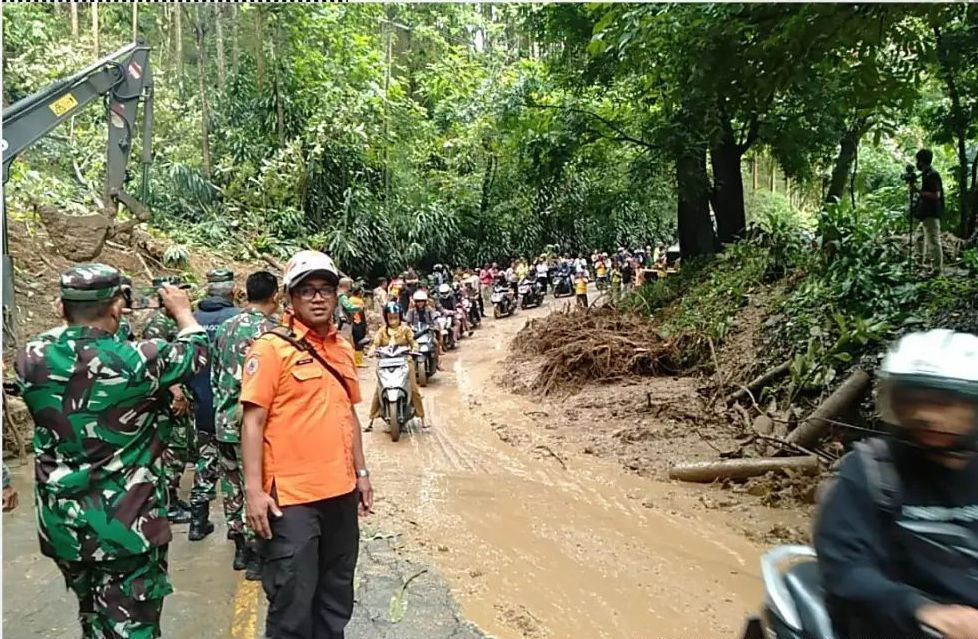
[14,264,208,639]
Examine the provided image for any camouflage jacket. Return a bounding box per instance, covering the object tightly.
[14,325,208,562]
[115,315,134,341]
[212,309,276,443]
[141,309,178,341]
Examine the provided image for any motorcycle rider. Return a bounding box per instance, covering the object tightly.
[406,289,445,370]
[431,264,449,288]
[439,283,470,338]
[367,302,426,430]
[815,330,978,639]
[535,257,550,295]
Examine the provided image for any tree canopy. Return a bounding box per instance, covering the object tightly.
[3,3,976,276]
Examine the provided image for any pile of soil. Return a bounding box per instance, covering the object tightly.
[508,306,688,395]
[4,215,267,348]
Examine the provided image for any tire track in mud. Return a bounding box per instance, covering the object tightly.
[359,298,770,639]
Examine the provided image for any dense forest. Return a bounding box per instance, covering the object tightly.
[3,3,977,279]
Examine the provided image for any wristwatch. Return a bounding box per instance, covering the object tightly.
[356,468,370,478]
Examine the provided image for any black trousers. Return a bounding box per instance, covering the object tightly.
[261,490,359,639]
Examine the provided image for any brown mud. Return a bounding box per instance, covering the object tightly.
[357,296,808,639]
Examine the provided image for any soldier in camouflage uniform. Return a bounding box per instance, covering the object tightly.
[142,277,195,525]
[14,264,208,639]
[212,271,279,579]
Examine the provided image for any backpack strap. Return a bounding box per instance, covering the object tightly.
[854,437,901,517]
[264,326,352,401]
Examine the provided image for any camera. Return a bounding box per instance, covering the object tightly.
[900,163,917,184]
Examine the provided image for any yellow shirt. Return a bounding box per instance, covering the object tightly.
[370,324,418,352]
[596,263,607,277]
[574,277,588,295]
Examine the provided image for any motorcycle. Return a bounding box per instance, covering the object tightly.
[411,323,438,387]
[740,545,948,639]
[491,284,516,318]
[373,344,416,442]
[462,294,481,329]
[551,269,573,298]
[518,277,544,309]
[438,309,458,350]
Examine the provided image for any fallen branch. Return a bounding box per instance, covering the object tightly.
[725,360,791,405]
[786,369,871,449]
[669,455,821,483]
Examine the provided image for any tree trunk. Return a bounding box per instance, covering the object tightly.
[175,5,184,91]
[970,152,978,237]
[934,25,971,237]
[215,5,226,90]
[769,160,776,192]
[669,456,820,483]
[91,1,99,58]
[194,7,211,179]
[272,19,285,145]
[710,130,747,244]
[131,2,138,41]
[256,8,266,90]
[230,5,240,77]
[676,149,716,259]
[787,369,871,449]
[826,120,866,205]
[71,2,79,38]
[751,156,758,190]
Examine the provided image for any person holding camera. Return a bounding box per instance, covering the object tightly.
[911,149,945,276]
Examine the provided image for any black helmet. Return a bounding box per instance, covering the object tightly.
[383,302,402,325]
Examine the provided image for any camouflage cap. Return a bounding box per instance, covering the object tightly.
[60,264,122,301]
[206,269,235,283]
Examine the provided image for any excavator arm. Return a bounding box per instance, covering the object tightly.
[1,40,153,345]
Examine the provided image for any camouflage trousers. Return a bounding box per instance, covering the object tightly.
[189,432,219,506]
[56,546,171,639]
[217,441,253,541]
[161,413,196,493]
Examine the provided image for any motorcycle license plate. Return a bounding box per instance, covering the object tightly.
[491,293,503,303]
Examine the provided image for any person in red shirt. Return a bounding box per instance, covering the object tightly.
[241,250,373,639]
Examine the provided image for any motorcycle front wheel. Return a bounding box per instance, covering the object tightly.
[388,401,401,442]
[493,304,501,319]
[417,361,428,387]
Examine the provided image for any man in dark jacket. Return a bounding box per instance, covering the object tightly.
[815,330,978,639]
[187,268,242,540]
[912,148,945,275]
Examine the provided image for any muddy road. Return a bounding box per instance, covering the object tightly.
[3,291,786,639]
[361,295,771,639]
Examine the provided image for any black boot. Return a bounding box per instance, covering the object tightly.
[231,535,248,571]
[244,543,262,581]
[188,502,214,541]
[167,489,191,524]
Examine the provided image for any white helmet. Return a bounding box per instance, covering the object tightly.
[878,330,978,452]
[283,250,340,291]
[438,283,451,295]
[413,290,428,302]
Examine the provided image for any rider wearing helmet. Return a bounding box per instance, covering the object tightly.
[367,302,426,429]
[406,289,445,366]
[815,330,978,639]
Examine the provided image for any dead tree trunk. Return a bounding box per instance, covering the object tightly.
[786,369,871,449]
[71,2,79,38]
[131,2,138,41]
[669,456,820,483]
[725,360,791,405]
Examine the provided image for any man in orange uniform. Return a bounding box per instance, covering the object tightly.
[240,250,373,639]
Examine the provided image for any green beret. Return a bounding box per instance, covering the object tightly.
[60,264,122,302]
